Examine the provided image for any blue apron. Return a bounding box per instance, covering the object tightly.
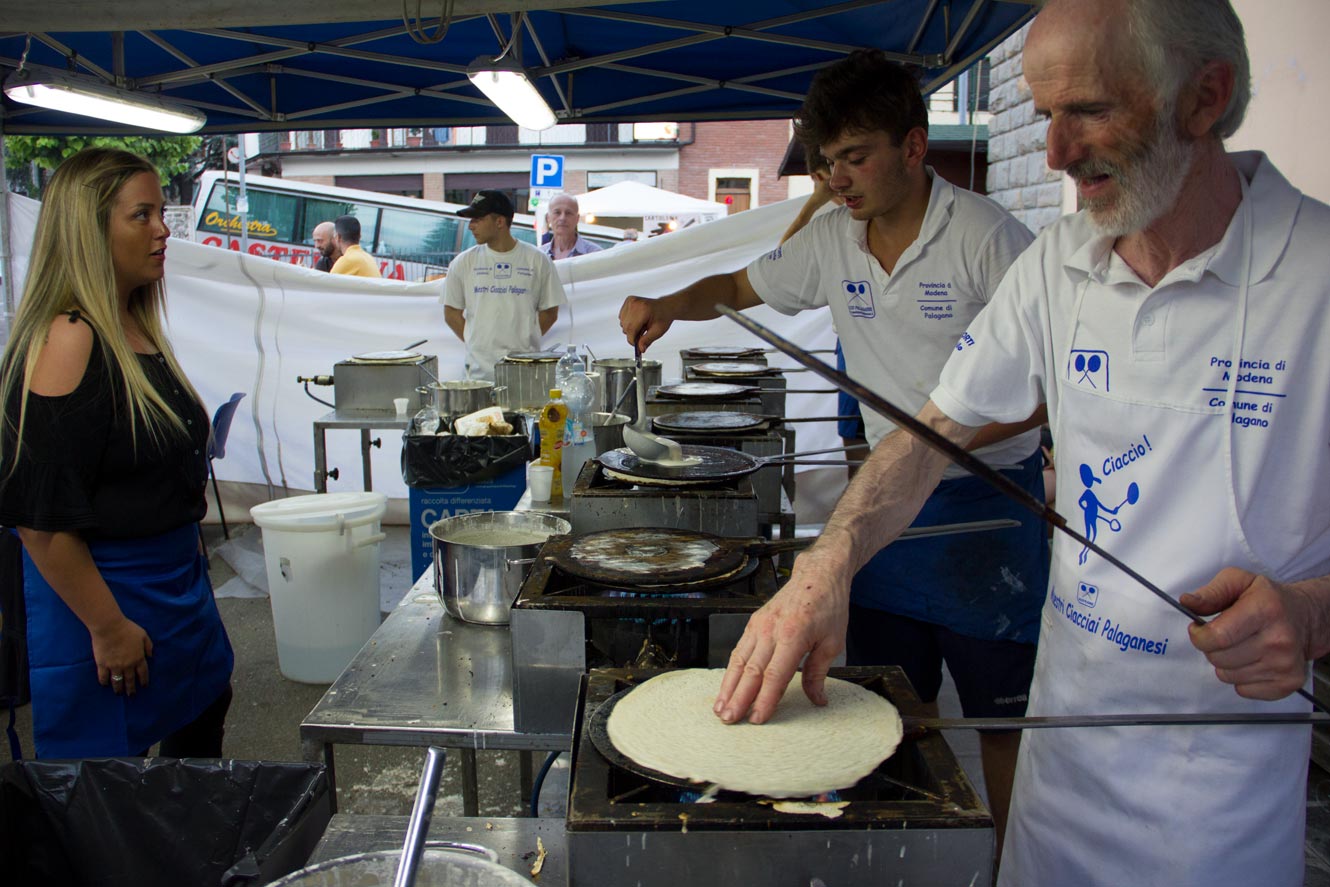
[23,523,234,758]
[848,449,1048,644]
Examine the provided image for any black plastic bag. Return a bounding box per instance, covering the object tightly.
[0,757,331,887]
[402,412,532,487]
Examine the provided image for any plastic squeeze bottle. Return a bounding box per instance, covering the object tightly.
[538,388,568,498]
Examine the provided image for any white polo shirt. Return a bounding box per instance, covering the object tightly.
[746,170,1038,475]
[443,240,566,381]
[933,152,1330,886]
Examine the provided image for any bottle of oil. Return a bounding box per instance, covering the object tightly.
[537,388,568,498]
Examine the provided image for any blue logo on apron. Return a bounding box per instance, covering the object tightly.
[1076,463,1140,565]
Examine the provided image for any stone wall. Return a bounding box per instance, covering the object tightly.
[985,24,1064,234]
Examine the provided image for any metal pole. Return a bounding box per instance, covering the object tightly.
[236,135,250,254]
[0,117,15,345]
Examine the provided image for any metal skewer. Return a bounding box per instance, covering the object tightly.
[908,711,1330,734]
[717,305,1324,712]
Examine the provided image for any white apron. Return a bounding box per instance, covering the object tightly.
[999,194,1313,887]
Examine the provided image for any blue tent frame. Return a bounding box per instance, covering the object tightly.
[0,1,1036,135]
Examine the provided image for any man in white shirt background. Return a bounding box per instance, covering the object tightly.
[443,190,566,381]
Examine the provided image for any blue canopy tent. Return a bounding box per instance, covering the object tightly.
[0,0,1037,134]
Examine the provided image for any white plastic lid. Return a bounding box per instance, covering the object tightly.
[250,492,388,532]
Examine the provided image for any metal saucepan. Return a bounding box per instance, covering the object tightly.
[652,411,862,435]
[417,380,506,416]
[590,412,631,454]
[596,443,867,485]
[430,511,572,624]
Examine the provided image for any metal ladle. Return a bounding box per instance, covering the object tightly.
[623,339,683,462]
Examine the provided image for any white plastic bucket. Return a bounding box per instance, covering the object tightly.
[250,492,388,683]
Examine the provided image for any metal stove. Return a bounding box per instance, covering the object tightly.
[679,346,769,373]
[331,353,438,411]
[647,418,794,522]
[683,363,788,416]
[645,384,764,418]
[566,667,993,886]
[567,459,760,538]
[510,532,778,735]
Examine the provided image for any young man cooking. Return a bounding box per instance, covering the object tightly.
[618,50,1045,847]
[714,1,1330,883]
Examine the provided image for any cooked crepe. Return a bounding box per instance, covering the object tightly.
[606,668,902,798]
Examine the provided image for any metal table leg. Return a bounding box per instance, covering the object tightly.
[303,738,339,813]
[360,429,373,491]
[314,423,329,492]
[519,751,535,816]
[461,748,479,816]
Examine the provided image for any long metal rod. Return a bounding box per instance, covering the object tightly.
[718,306,1324,711]
[911,712,1330,731]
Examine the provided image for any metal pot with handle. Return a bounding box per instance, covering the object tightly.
[592,357,661,421]
[430,511,571,624]
[417,380,506,416]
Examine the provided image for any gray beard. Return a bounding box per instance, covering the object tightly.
[1074,114,1195,238]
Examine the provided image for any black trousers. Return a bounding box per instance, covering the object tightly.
[140,683,233,757]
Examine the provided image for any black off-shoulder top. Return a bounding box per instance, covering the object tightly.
[0,313,210,540]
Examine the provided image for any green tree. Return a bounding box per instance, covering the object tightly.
[3,134,202,197]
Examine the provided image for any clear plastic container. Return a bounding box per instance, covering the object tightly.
[555,344,585,392]
[537,388,567,498]
[413,404,441,435]
[561,365,596,499]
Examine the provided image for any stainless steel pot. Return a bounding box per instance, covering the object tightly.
[430,511,571,624]
[493,358,558,413]
[418,380,504,416]
[590,411,629,454]
[592,357,661,422]
[267,847,534,886]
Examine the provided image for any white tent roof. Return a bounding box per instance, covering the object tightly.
[574,181,728,224]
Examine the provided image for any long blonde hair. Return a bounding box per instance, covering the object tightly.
[0,147,202,468]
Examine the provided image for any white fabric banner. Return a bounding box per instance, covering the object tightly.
[6,192,847,519]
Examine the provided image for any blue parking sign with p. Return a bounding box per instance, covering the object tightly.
[531,154,564,189]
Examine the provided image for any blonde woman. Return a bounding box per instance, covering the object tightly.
[0,148,233,758]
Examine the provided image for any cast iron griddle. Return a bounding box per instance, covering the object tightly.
[546,527,752,588]
[682,345,766,359]
[597,445,762,485]
[689,361,776,377]
[654,381,759,400]
[652,411,768,434]
[503,351,562,362]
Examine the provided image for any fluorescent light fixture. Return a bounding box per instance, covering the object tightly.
[467,56,556,131]
[4,69,206,134]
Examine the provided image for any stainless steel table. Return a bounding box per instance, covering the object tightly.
[312,408,410,493]
[300,573,571,815]
[307,814,567,885]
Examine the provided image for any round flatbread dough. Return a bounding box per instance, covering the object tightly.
[606,668,903,798]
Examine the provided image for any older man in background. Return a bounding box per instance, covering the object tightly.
[311,221,339,272]
[541,193,602,260]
